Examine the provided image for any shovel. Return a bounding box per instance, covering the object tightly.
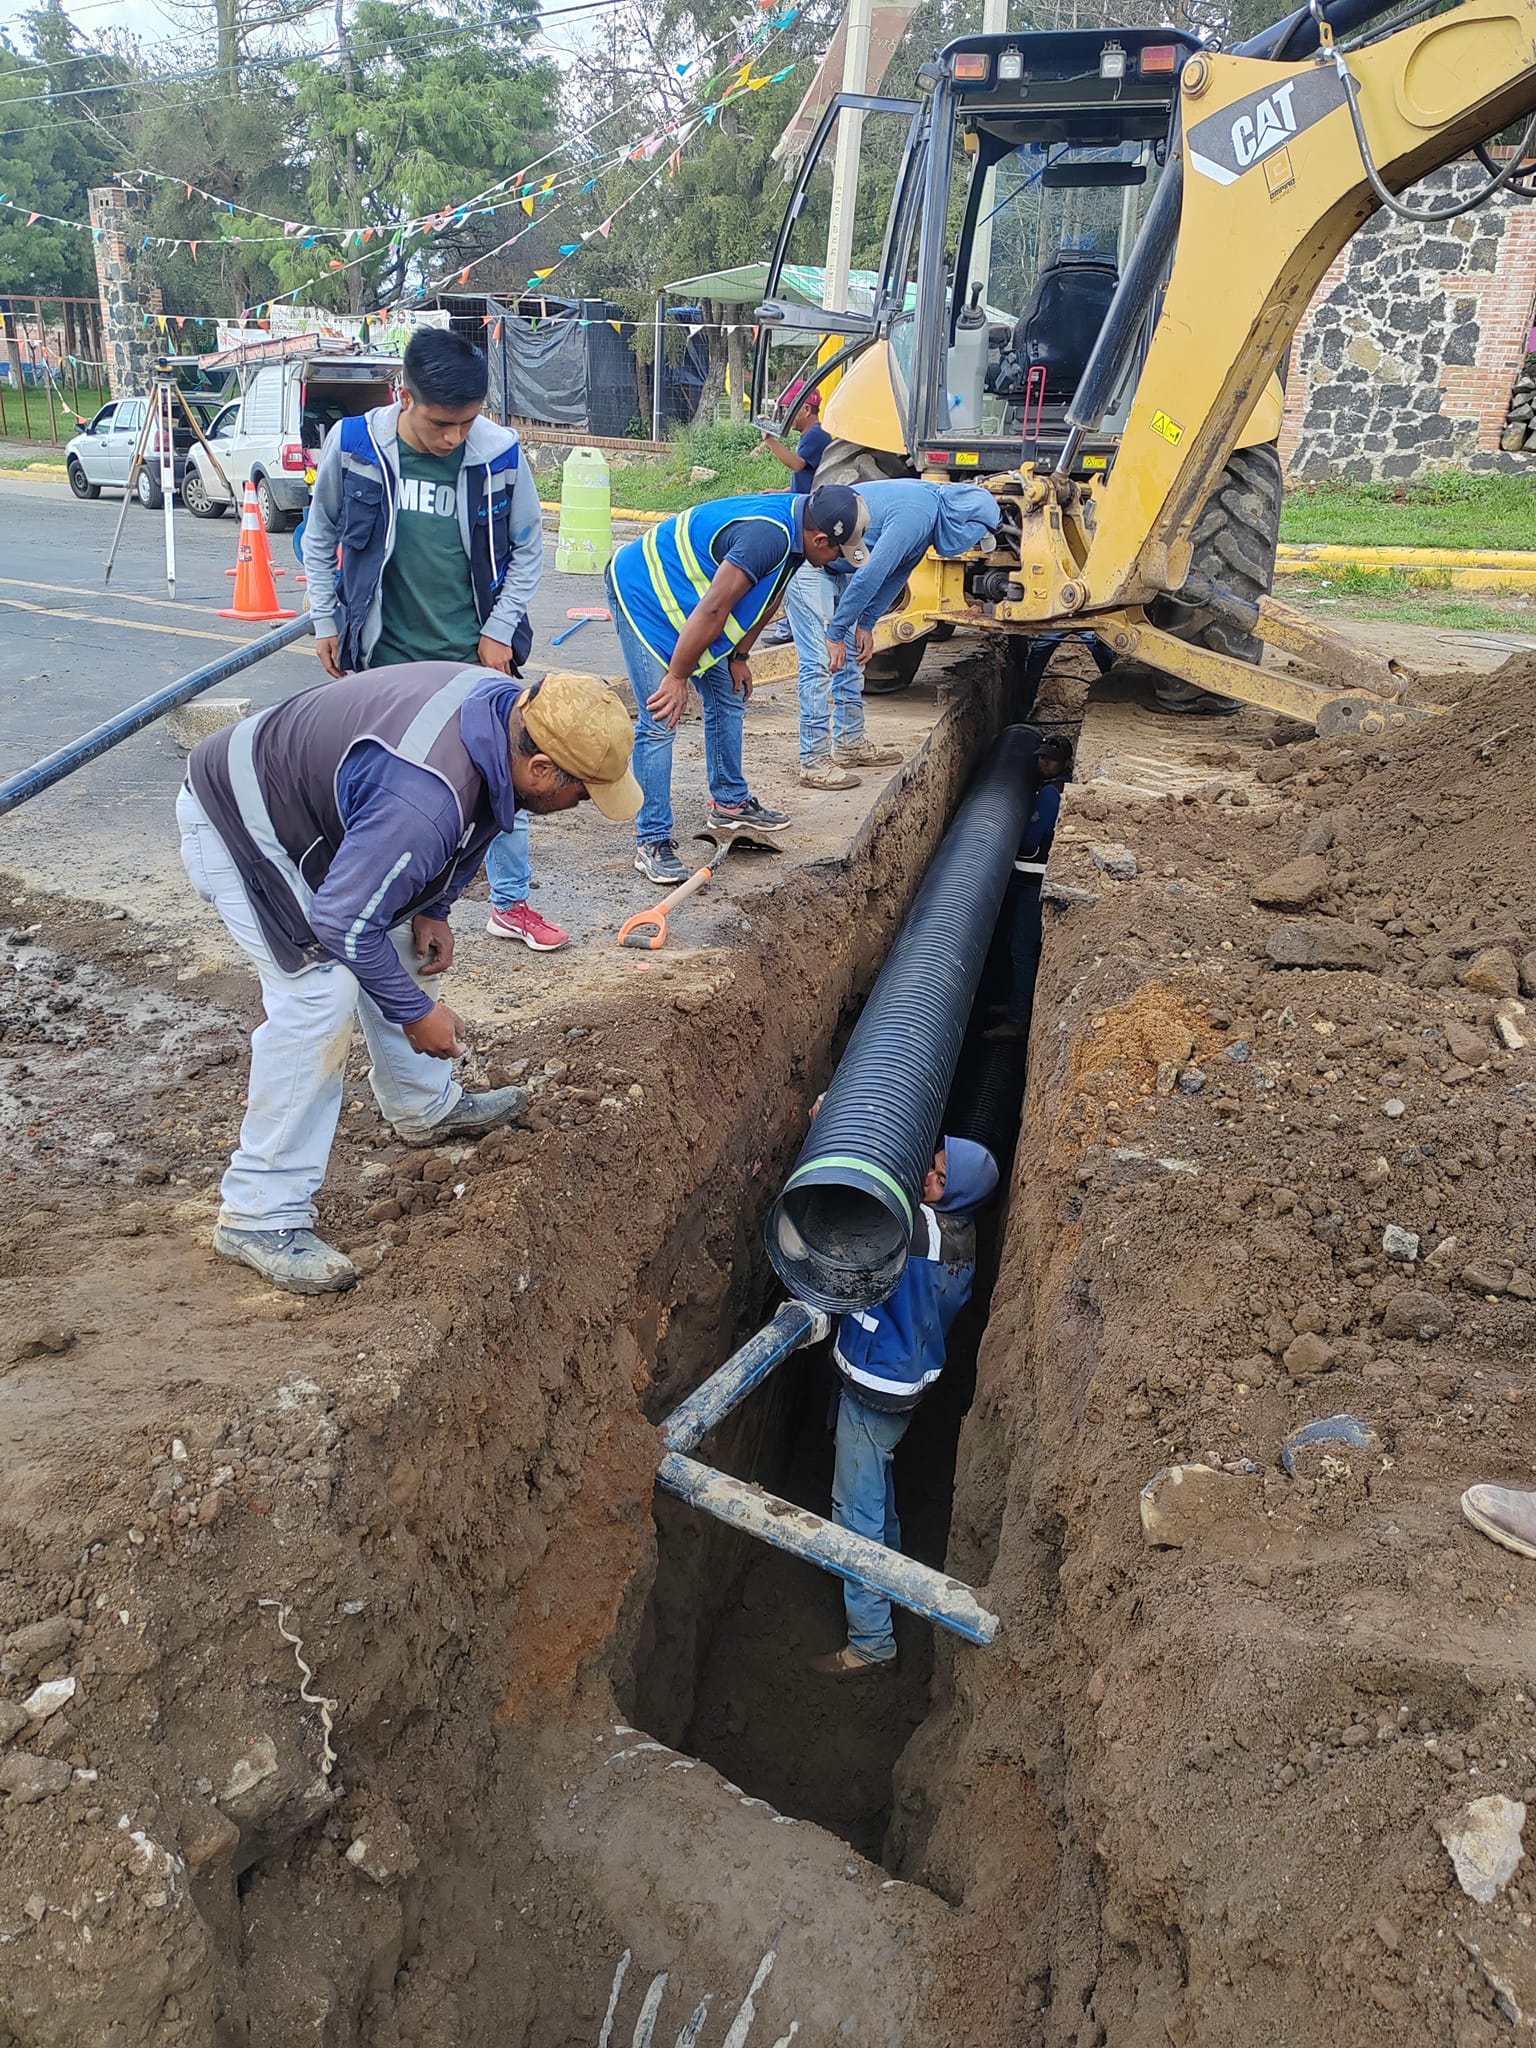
[617,823,782,951]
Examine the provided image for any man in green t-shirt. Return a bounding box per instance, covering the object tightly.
[305,328,570,951]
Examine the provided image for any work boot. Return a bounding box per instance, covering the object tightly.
[1462,1483,1536,1560]
[212,1225,358,1296]
[800,759,861,791]
[834,738,903,768]
[486,901,570,951]
[407,1084,530,1145]
[635,839,689,885]
[810,1644,895,1677]
[707,796,791,832]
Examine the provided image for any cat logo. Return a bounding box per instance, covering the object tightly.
[1187,66,1348,186]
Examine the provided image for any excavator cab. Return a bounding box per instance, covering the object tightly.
[753,27,1282,479]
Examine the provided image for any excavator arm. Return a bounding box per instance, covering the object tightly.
[1084,0,1536,608]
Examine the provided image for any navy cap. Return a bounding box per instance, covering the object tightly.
[804,484,870,563]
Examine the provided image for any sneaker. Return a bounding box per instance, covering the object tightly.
[634,839,690,885]
[486,901,570,951]
[809,1644,895,1677]
[1462,1484,1536,1560]
[406,1084,530,1145]
[800,759,861,791]
[760,618,793,646]
[834,739,903,768]
[213,1225,358,1296]
[706,797,790,833]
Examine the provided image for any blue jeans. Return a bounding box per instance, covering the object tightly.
[484,814,532,909]
[831,1386,911,1663]
[787,563,865,765]
[608,572,751,845]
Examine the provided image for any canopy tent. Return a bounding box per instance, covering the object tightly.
[661,262,885,317]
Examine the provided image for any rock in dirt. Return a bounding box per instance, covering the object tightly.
[1520,949,1536,999]
[1445,1018,1490,1067]
[1460,948,1520,999]
[0,1753,72,1805]
[3,1614,74,1677]
[1089,842,1137,879]
[1283,1332,1336,1378]
[23,1676,76,1721]
[219,1735,280,1820]
[1382,1290,1455,1339]
[2,1327,76,1368]
[1139,1463,1260,1547]
[0,1701,29,1743]
[182,1805,242,1874]
[1461,1260,1513,1297]
[1496,999,1530,1051]
[1265,921,1387,973]
[1440,1795,1526,1903]
[1382,1225,1420,1261]
[1251,855,1329,909]
[345,1802,418,1886]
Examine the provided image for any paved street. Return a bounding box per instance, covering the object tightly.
[0,471,625,916]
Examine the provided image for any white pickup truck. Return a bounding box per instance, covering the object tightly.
[181,343,400,530]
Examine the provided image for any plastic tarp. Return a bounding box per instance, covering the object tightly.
[485,299,639,437]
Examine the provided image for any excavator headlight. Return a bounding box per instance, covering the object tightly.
[997,46,1024,80]
[952,51,990,81]
[1100,42,1127,79]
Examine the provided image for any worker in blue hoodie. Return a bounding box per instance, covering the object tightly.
[811,1127,1000,1676]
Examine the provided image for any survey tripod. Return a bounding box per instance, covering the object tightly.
[102,362,236,599]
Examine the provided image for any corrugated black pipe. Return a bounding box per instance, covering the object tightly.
[766,724,1041,1312]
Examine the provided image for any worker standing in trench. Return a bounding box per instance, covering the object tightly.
[177,667,640,1295]
[810,1118,1000,1675]
[303,329,573,953]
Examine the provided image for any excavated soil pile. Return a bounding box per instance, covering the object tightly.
[896,651,1536,2044]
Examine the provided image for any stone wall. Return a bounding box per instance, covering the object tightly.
[88,183,163,399]
[1278,164,1536,479]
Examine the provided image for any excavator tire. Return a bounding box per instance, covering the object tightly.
[1130,441,1284,711]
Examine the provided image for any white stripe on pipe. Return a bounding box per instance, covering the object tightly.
[672,2000,711,2048]
[721,1950,777,2048]
[632,1973,669,2048]
[598,1951,632,2047]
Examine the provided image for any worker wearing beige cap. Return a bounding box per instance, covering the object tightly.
[179,662,639,1295]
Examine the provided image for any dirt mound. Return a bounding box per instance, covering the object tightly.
[900,665,1536,2045]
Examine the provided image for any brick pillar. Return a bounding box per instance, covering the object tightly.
[89,183,163,398]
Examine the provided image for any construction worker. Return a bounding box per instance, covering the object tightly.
[303,329,570,952]
[790,479,1003,791]
[606,486,853,884]
[177,666,640,1296]
[812,1125,999,1675]
[757,388,829,649]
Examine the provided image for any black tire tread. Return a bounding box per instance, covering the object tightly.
[1148,442,1283,665]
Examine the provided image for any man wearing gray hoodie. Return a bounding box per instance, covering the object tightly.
[302,329,569,952]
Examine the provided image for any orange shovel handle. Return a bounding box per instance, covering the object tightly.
[617,862,715,950]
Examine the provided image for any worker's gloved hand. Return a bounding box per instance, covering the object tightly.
[477,632,516,676]
[314,634,345,680]
[854,626,875,666]
[648,670,691,730]
[404,1001,467,1060]
[411,914,455,975]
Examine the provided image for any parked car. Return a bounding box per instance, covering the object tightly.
[65,393,226,509]
[181,347,400,532]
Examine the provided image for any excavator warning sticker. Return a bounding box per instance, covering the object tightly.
[1187,67,1348,186]
[1151,410,1184,446]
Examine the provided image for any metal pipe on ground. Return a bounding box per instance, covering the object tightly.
[765,723,1041,1313]
[0,617,314,820]
[657,1450,1001,1646]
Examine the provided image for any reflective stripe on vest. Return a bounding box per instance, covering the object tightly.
[615,494,799,673]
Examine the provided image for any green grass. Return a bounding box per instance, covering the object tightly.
[1281,470,1536,551]
[1285,567,1536,633]
[0,384,106,442]
[0,453,67,472]
[540,420,783,513]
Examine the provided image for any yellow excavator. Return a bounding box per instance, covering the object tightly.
[753,0,1536,731]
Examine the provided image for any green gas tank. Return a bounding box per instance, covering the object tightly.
[555,446,614,574]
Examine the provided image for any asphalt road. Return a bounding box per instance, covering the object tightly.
[0,472,625,914]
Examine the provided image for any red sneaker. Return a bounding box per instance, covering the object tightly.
[485,901,570,951]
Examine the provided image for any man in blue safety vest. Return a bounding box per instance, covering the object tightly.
[605,485,856,884]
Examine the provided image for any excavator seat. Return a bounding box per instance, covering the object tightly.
[990,256,1120,407]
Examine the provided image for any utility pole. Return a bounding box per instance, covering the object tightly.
[968,0,1008,305]
[821,0,875,317]
[336,0,365,314]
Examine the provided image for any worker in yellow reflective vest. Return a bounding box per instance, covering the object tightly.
[606,486,856,884]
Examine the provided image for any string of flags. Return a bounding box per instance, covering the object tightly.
[0,4,805,326]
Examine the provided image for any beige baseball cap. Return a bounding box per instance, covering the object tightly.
[523,671,642,821]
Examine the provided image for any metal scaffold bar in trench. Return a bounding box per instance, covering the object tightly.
[657,1450,1000,1647]
[656,1304,1001,1647]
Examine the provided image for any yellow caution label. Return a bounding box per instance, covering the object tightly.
[954,450,979,465]
[1083,454,1108,470]
[1150,409,1184,446]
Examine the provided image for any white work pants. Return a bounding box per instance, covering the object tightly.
[177,784,460,1233]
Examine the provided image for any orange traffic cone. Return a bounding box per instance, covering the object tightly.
[219,483,297,622]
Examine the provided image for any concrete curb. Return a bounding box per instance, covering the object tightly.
[1276,543,1536,592]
